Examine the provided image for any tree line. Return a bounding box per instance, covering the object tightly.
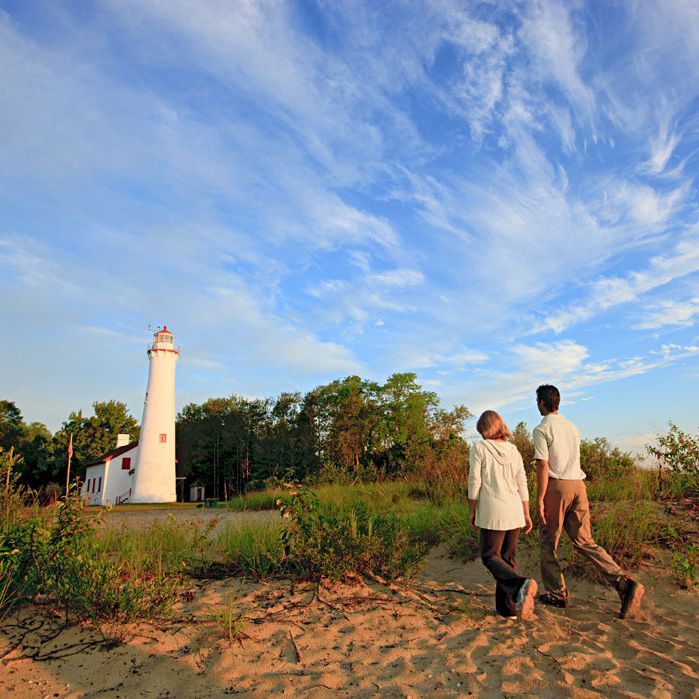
[177,373,471,498]
[2,372,655,500]
[0,399,140,490]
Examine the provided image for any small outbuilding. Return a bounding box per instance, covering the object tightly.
[81,434,139,506]
[190,484,205,502]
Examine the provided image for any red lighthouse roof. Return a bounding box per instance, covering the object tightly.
[158,325,173,334]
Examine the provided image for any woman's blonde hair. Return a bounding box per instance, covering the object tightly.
[476,410,512,440]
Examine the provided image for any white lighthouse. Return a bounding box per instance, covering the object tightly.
[130,325,179,503]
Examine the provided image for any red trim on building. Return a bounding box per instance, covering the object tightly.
[82,441,138,469]
[147,345,180,354]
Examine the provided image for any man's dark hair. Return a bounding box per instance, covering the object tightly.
[536,384,560,412]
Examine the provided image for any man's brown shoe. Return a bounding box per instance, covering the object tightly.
[537,591,568,608]
[618,577,644,619]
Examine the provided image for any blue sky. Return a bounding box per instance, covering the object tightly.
[1,0,698,452]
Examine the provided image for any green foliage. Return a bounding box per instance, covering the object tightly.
[216,523,285,579]
[671,545,698,589]
[0,479,180,624]
[0,402,53,487]
[176,374,471,500]
[579,438,637,482]
[52,400,140,482]
[511,422,537,495]
[278,486,428,581]
[647,423,699,495]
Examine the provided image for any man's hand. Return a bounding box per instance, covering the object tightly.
[536,460,549,526]
[469,509,477,531]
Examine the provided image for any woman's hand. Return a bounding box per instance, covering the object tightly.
[468,499,478,531]
[522,501,533,534]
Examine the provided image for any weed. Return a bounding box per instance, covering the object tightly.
[210,600,251,645]
[671,544,698,589]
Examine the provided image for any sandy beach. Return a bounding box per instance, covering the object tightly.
[1,542,697,698]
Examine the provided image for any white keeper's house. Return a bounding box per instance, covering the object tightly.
[81,325,180,505]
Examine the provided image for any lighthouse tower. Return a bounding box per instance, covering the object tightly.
[131,326,179,503]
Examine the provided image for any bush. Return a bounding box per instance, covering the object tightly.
[0,485,181,624]
[278,487,428,581]
[647,423,699,496]
[579,438,637,482]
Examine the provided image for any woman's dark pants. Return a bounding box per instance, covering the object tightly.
[480,528,527,617]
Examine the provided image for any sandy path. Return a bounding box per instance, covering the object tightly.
[1,545,697,698]
[96,506,277,532]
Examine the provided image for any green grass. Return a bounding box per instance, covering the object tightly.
[586,469,657,502]
[225,490,286,512]
[224,481,417,515]
[215,522,285,579]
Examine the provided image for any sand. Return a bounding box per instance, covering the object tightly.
[1,542,697,699]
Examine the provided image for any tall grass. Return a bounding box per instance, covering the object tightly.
[216,522,285,579]
[586,468,657,502]
[225,481,416,514]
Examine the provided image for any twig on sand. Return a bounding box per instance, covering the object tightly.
[535,647,565,676]
[367,573,442,614]
[288,630,302,663]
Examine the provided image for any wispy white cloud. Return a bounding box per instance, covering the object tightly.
[0,234,80,293]
[530,230,699,334]
[634,297,699,330]
[519,0,595,121]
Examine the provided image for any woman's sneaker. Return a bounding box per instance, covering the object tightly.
[517,579,538,620]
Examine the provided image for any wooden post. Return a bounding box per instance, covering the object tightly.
[65,433,73,496]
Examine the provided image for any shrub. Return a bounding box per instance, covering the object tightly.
[0,485,181,624]
[647,423,699,496]
[579,438,637,482]
[278,487,428,581]
[671,544,698,589]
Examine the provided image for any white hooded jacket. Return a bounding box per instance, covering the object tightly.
[468,440,529,530]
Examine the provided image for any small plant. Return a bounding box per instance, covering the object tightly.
[647,423,699,497]
[210,600,251,645]
[672,544,698,589]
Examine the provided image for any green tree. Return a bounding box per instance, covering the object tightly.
[0,401,24,451]
[0,400,54,487]
[51,401,140,482]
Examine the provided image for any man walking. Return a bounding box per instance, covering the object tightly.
[533,384,644,619]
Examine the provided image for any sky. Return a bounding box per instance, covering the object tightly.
[1,0,698,453]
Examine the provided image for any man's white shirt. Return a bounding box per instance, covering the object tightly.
[533,413,586,480]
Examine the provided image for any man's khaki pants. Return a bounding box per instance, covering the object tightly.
[541,479,622,599]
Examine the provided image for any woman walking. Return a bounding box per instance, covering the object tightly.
[468,410,537,619]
